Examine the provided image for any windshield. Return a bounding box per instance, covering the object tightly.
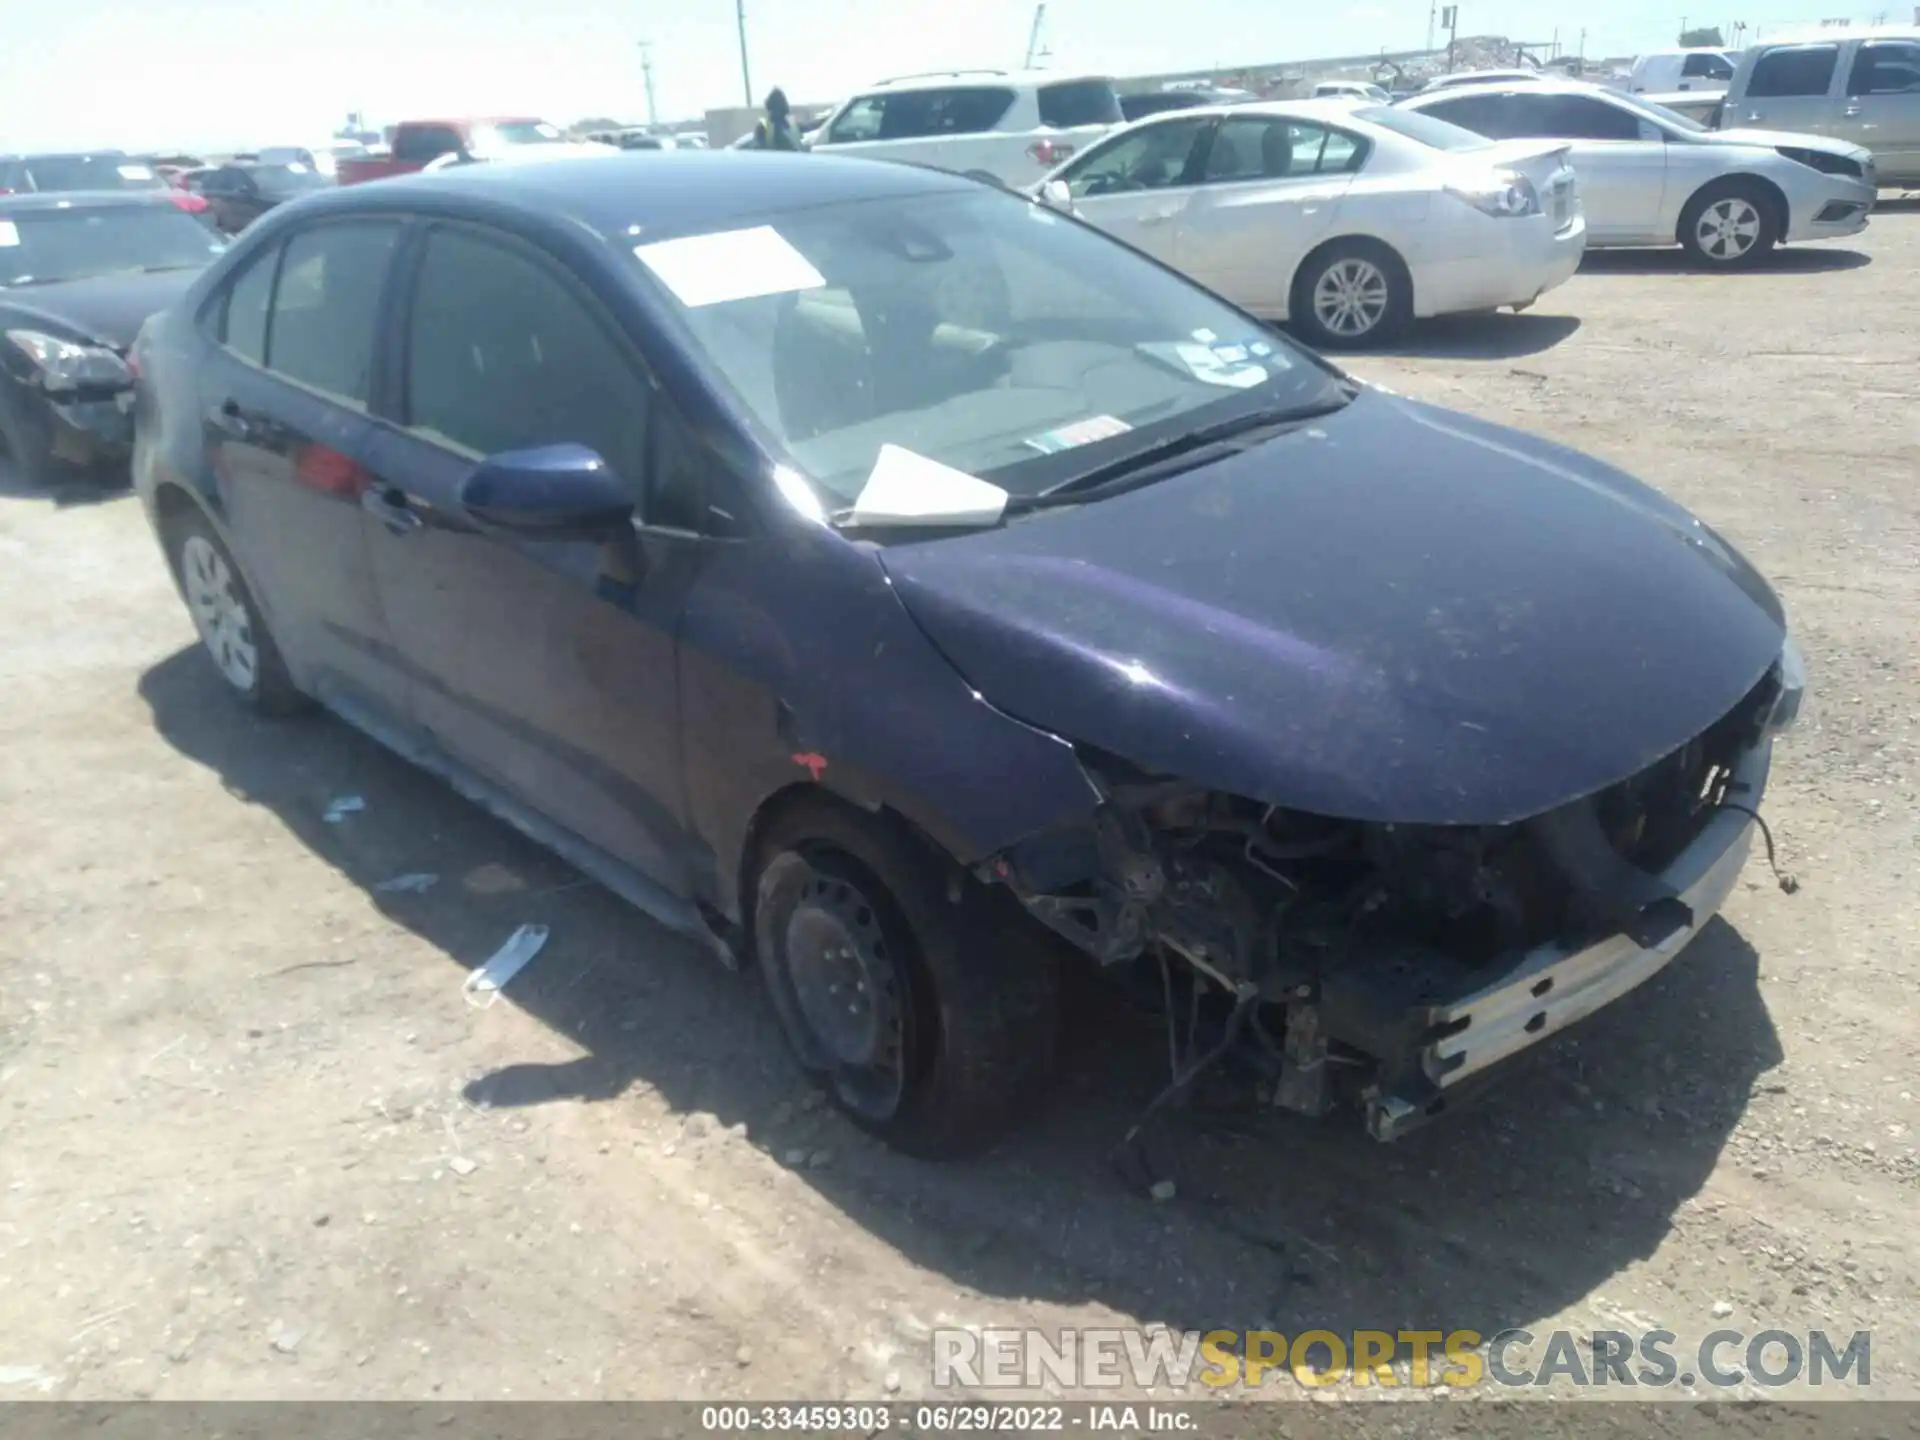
[630,189,1347,511]
[0,206,226,287]
[1608,89,1710,133]
[471,121,565,150]
[22,155,167,192]
[244,163,332,199]
[1351,105,1491,151]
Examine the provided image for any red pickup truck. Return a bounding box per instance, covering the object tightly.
[335,117,571,184]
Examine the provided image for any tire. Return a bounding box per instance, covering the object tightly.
[162,505,306,715]
[1290,240,1412,350]
[751,802,1059,1158]
[1679,180,1779,270]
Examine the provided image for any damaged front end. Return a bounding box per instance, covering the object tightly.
[981,649,1803,1141]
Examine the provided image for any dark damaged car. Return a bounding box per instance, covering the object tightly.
[2,192,227,486]
[131,153,1804,1154]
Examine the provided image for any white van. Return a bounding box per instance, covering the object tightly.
[1629,48,1738,93]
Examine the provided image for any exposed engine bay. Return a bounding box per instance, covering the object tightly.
[981,663,1795,1141]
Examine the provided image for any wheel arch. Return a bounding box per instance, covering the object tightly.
[1286,233,1417,321]
[1678,172,1789,246]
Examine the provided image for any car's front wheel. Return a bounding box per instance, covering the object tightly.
[164,505,305,714]
[1679,180,1779,269]
[751,802,1058,1158]
[1291,240,1412,349]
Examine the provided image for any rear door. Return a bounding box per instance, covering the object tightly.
[1178,114,1357,315]
[356,220,701,889]
[198,219,407,725]
[1484,91,1668,241]
[1731,43,1844,136]
[1054,114,1215,267]
[1838,38,1920,182]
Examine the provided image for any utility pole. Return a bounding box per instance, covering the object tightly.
[1427,1,1437,51]
[1442,5,1459,71]
[735,0,753,108]
[638,41,658,128]
[1024,3,1048,68]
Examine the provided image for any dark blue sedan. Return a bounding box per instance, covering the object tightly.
[132,151,1804,1155]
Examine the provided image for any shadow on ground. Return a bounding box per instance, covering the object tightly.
[1580,246,1871,275]
[140,644,1782,1342]
[0,453,133,509]
[1372,313,1581,360]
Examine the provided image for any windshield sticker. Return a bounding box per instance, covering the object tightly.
[0,222,18,248]
[849,444,1008,527]
[117,164,155,180]
[1191,328,1219,343]
[1139,341,1270,389]
[1024,414,1133,455]
[635,225,825,308]
[1249,340,1274,357]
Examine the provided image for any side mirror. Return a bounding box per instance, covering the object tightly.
[1040,178,1072,209]
[460,444,634,542]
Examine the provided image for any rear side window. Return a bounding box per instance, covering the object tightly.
[1037,79,1123,127]
[1849,41,1920,95]
[1201,118,1367,181]
[1420,94,1520,137]
[266,221,400,406]
[393,125,463,162]
[825,87,1017,142]
[403,226,650,486]
[1747,45,1840,97]
[221,247,277,365]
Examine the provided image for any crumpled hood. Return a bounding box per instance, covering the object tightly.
[1708,127,1869,160]
[879,390,1787,826]
[0,267,203,349]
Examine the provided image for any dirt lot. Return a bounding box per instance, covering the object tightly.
[1,211,1916,1407]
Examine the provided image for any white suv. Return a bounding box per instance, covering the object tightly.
[807,70,1125,186]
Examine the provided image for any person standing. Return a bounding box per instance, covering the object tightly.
[748,88,803,151]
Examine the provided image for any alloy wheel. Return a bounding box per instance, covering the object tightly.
[1313,257,1391,339]
[1696,197,1762,262]
[180,534,259,693]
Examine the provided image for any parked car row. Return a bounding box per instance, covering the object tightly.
[102,150,1804,1158]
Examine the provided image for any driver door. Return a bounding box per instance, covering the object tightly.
[1057,115,1215,267]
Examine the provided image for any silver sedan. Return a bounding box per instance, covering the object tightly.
[1398,80,1875,267]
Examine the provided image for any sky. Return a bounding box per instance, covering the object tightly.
[0,0,1894,153]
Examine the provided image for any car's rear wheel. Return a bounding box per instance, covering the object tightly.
[751,802,1058,1158]
[1679,180,1779,269]
[163,506,305,715]
[1291,241,1412,349]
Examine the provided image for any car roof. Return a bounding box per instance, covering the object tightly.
[1751,23,1920,44]
[1127,97,1389,125]
[1406,77,1619,101]
[292,150,979,237]
[860,69,1111,92]
[0,190,180,216]
[1,150,133,163]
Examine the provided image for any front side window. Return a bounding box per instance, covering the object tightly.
[824,96,885,143]
[1203,118,1366,181]
[877,87,1017,139]
[404,227,650,485]
[1849,41,1920,95]
[1681,52,1735,79]
[1037,79,1124,127]
[265,221,400,407]
[632,190,1348,511]
[1747,45,1840,98]
[1065,116,1211,196]
[0,205,226,288]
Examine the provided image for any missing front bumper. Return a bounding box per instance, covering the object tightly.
[1345,740,1771,1142]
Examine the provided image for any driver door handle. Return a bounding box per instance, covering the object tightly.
[1843,104,1863,116]
[361,483,422,535]
[209,398,252,439]
[1139,209,1180,225]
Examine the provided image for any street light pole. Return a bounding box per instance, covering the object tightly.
[736,0,754,107]
[638,40,658,128]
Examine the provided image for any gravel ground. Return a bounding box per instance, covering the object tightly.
[0,210,1915,1406]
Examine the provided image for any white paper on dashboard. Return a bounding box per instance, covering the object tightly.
[118,165,155,180]
[850,445,1009,527]
[634,225,826,308]
[0,222,18,248]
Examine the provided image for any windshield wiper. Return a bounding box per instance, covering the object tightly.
[1009,389,1358,512]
